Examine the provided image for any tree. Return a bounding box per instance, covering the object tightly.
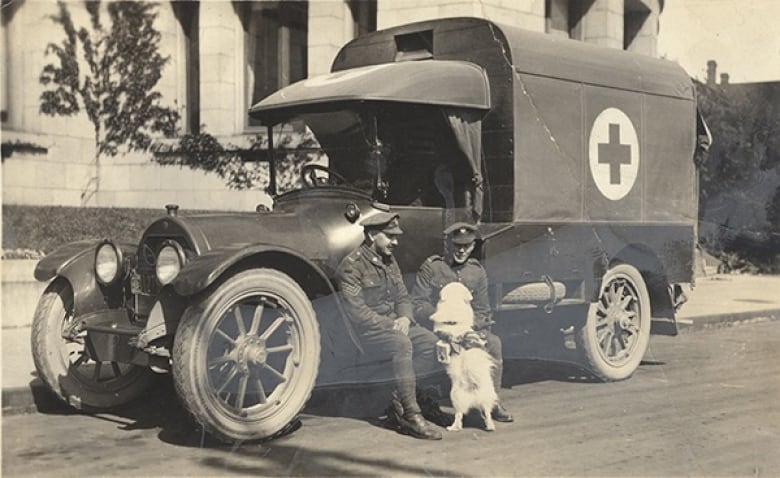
[695,80,780,271]
[40,1,179,204]
[152,127,325,194]
[696,81,780,206]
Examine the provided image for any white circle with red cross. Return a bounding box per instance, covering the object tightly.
[588,107,639,201]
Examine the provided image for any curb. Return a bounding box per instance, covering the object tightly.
[2,378,68,417]
[676,309,780,333]
[3,310,780,417]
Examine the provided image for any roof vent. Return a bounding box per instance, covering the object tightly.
[394,30,433,62]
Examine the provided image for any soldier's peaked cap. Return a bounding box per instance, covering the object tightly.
[360,209,403,234]
[443,222,479,244]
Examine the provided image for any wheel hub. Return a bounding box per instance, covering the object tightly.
[598,285,639,362]
[606,305,623,325]
[236,336,267,373]
[604,286,635,333]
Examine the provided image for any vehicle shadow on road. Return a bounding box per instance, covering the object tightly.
[21,378,77,416]
[299,358,604,435]
[26,375,217,447]
[502,358,602,386]
[195,441,457,477]
[26,359,604,452]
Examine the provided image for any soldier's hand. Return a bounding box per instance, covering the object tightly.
[393,316,411,335]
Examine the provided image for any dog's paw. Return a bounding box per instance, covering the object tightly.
[484,421,496,432]
[446,424,462,432]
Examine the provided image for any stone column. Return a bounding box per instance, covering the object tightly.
[378,0,544,32]
[581,0,624,50]
[199,1,241,136]
[308,1,353,77]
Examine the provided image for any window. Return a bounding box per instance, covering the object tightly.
[394,30,434,61]
[245,1,308,127]
[1,2,13,124]
[173,2,199,133]
[623,11,647,50]
[347,0,376,38]
[545,0,593,40]
[545,0,569,37]
[623,0,651,51]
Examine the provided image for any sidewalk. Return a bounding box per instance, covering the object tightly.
[3,273,780,415]
[676,273,780,330]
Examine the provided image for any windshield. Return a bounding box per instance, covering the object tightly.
[270,104,472,210]
[262,110,374,196]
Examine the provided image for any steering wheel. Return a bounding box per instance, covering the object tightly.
[300,164,347,187]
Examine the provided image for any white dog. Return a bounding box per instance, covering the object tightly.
[430,282,498,431]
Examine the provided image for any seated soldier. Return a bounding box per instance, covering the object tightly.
[411,222,514,423]
[336,207,445,440]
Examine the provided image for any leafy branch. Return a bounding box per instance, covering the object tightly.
[152,128,325,193]
[39,1,179,202]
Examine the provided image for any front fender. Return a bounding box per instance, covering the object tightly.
[35,240,136,317]
[173,244,333,297]
[35,240,100,282]
[173,243,365,355]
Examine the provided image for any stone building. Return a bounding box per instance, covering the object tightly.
[1,0,665,210]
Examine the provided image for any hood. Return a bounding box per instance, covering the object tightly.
[140,191,381,274]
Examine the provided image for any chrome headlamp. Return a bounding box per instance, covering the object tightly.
[95,241,123,286]
[156,240,186,286]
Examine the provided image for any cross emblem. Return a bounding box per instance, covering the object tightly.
[588,107,639,201]
[598,123,631,185]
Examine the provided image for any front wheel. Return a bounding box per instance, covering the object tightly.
[31,279,155,409]
[173,269,320,443]
[576,264,651,381]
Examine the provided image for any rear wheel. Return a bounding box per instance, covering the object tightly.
[576,264,651,381]
[173,269,320,443]
[31,279,155,409]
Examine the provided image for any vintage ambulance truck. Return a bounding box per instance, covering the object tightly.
[32,18,701,442]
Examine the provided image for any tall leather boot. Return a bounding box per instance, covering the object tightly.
[386,391,442,440]
[416,389,450,427]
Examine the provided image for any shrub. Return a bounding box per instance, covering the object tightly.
[714,231,780,274]
[2,205,201,257]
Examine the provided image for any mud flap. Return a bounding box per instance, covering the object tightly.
[650,284,686,336]
[650,317,678,336]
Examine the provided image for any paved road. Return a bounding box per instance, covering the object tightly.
[3,321,779,477]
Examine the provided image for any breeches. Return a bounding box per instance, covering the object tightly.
[483,330,504,392]
[358,325,442,414]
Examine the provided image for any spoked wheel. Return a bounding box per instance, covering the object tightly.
[173,269,320,443]
[31,279,155,409]
[576,264,651,381]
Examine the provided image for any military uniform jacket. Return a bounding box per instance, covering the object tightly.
[336,243,414,332]
[411,255,492,330]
